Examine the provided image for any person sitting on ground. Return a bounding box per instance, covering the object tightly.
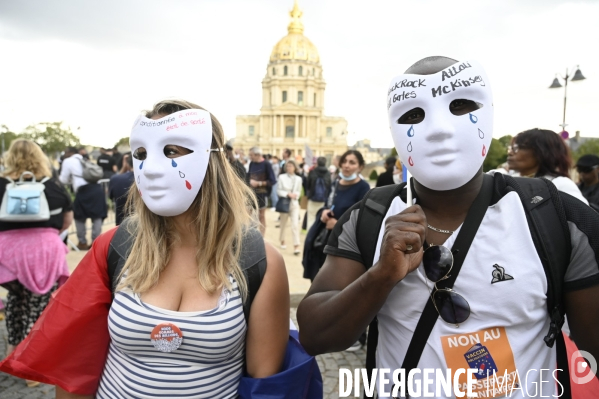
[297,56,599,398]
[0,99,290,398]
[575,154,599,210]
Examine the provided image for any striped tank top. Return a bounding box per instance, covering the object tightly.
[97,277,246,398]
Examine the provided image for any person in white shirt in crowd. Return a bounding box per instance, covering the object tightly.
[507,128,588,204]
[59,147,107,250]
[270,155,280,211]
[277,159,303,255]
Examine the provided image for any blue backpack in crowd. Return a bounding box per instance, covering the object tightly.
[311,176,328,202]
[0,172,58,222]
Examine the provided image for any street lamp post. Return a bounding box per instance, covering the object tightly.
[549,65,586,135]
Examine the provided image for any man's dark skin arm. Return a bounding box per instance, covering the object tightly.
[298,171,485,355]
[565,286,599,377]
[298,207,427,354]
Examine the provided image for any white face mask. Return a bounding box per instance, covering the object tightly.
[130,109,219,217]
[387,60,493,191]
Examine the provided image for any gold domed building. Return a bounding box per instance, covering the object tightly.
[235,0,348,163]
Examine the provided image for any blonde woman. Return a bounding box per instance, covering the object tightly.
[0,139,73,387]
[0,101,290,398]
[276,159,303,255]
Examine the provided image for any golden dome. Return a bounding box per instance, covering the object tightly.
[269,0,320,63]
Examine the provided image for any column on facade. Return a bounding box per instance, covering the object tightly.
[280,114,284,138]
[295,114,299,139]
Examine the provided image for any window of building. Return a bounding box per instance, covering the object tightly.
[284,66,288,76]
[285,126,295,138]
[326,127,332,137]
[314,93,317,107]
[272,67,276,76]
[299,66,303,76]
[298,91,304,105]
[249,125,255,136]
[282,91,287,103]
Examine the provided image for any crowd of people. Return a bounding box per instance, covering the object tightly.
[0,56,597,398]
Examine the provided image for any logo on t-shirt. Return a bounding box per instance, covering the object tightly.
[491,264,514,284]
[464,343,498,379]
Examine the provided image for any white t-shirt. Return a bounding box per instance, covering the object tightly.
[324,175,599,398]
[59,154,88,192]
[374,193,553,398]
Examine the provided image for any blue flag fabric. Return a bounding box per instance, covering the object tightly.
[238,330,323,398]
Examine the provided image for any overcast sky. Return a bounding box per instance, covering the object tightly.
[0,0,597,149]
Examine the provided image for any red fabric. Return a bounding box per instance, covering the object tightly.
[0,227,117,395]
[564,334,599,398]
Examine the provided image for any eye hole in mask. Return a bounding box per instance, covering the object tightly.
[397,107,425,125]
[449,99,483,116]
[164,145,194,158]
[133,147,147,160]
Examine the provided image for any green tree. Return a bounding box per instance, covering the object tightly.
[483,138,508,172]
[1,125,19,153]
[389,147,398,157]
[20,122,81,156]
[369,169,379,180]
[114,136,130,148]
[498,135,513,148]
[573,139,599,163]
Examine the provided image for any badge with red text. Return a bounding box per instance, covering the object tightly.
[151,323,183,352]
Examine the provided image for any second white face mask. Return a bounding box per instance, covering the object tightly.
[387,60,493,191]
[130,109,216,217]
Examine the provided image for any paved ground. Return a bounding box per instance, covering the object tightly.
[0,208,366,398]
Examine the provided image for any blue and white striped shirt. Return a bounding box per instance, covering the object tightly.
[97,279,246,398]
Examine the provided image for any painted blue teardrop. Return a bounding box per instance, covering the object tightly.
[407,125,414,137]
[139,161,144,170]
[172,159,177,167]
[469,113,478,123]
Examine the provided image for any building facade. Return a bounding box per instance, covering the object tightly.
[235,0,348,164]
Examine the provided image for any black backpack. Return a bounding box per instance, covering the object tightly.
[311,176,328,202]
[356,174,572,399]
[106,220,267,323]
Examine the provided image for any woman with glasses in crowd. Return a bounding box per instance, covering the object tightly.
[507,128,588,204]
[0,100,290,398]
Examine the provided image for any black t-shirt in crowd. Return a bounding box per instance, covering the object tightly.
[0,177,73,231]
[97,154,116,173]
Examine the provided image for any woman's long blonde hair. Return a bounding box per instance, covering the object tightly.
[119,99,258,298]
[3,139,52,180]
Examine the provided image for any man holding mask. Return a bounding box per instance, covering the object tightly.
[298,56,599,398]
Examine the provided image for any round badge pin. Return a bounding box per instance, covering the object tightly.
[150,323,183,352]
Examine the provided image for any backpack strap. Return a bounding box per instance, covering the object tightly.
[502,176,571,347]
[501,175,572,399]
[107,219,135,294]
[356,182,407,269]
[239,228,267,322]
[106,221,266,324]
[355,183,406,399]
